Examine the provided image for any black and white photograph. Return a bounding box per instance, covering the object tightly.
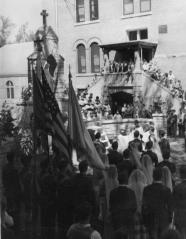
[0,0,186,238]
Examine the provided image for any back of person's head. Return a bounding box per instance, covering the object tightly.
[95,132,101,140]
[135,120,139,126]
[160,229,181,239]
[79,160,88,174]
[6,151,15,163]
[129,169,147,186]
[159,130,165,138]
[75,202,92,223]
[146,141,153,150]
[112,141,118,150]
[114,228,128,239]
[141,154,152,169]
[161,166,173,191]
[134,130,139,138]
[179,164,186,180]
[123,148,130,159]
[118,171,128,185]
[153,167,162,181]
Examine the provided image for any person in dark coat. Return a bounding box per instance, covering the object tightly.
[2,152,21,232]
[142,168,172,239]
[172,165,186,238]
[72,160,97,218]
[159,130,171,160]
[109,171,137,237]
[128,130,143,152]
[108,141,123,166]
[39,159,57,239]
[67,202,102,239]
[56,160,74,237]
[117,148,135,177]
[142,141,158,167]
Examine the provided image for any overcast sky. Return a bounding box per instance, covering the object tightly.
[0,0,57,41]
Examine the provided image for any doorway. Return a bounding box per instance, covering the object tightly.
[110,91,133,114]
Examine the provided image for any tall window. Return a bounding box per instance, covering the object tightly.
[123,0,134,15]
[140,0,151,12]
[91,43,100,73]
[90,0,99,20]
[6,81,14,99]
[76,0,85,22]
[77,44,86,73]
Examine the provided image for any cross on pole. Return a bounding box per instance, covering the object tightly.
[40,9,49,28]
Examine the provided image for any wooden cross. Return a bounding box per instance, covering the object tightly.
[40,9,49,28]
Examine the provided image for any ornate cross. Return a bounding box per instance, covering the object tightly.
[40,9,49,28]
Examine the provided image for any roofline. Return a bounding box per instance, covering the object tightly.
[100,40,158,50]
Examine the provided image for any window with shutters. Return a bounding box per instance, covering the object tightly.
[140,0,151,12]
[91,43,100,73]
[123,0,134,15]
[76,0,85,22]
[6,81,14,99]
[90,0,99,20]
[77,44,86,73]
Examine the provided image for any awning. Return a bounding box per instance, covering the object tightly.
[100,40,157,51]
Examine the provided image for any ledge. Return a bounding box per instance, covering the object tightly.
[74,20,100,27]
[76,73,101,77]
[121,11,152,19]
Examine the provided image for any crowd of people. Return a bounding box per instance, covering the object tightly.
[78,92,154,121]
[142,60,184,99]
[1,119,186,239]
[107,60,135,74]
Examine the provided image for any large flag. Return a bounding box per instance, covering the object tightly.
[40,68,70,161]
[68,71,105,170]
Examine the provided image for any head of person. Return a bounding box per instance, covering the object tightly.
[134,120,139,127]
[161,166,173,191]
[134,130,140,139]
[6,151,15,164]
[75,202,92,223]
[95,132,101,140]
[129,169,147,187]
[112,141,118,151]
[58,160,73,178]
[118,171,128,185]
[114,228,128,239]
[159,130,165,138]
[160,229,181,239]
[153,167,162,182]
[179,164,186,180]
[79,160,88,174]
[123,148,130,160]
[146,141,153,150]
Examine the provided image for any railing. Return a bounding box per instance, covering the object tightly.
[104,71,133,87]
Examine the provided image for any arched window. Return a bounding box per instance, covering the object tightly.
[6,81,14,99]
[76,0,85,22]
[77,44,86,73]
[90,43,100,73]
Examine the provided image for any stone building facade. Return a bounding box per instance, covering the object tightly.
[52,0,186,91]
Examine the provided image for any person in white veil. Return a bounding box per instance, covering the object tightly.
[149,130,163,163]
[161,166,173,192]
[129,169,148,213]
[141,154,154,185]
